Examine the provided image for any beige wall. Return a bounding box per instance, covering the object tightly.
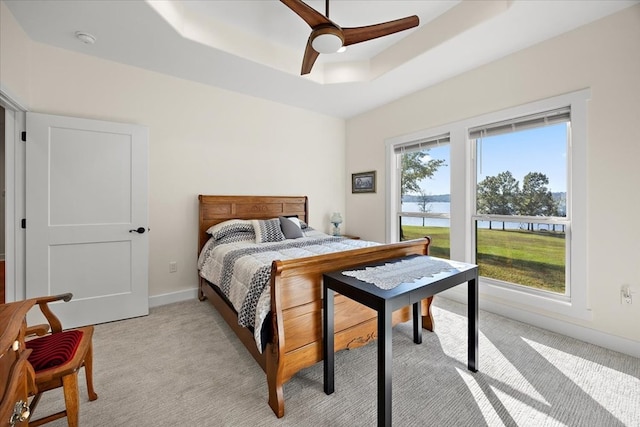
[0,1,30,103]
[346,6,640,345]
[0,1,346,298]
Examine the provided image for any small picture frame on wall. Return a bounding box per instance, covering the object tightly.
[352,171,376,193]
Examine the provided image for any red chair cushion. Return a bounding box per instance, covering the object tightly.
[27,330,84,372]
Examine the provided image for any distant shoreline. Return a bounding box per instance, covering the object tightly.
[402,192,565,205]
[402,194,450,203]
[401,201,566,232]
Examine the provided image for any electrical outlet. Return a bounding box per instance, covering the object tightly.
[169,261,177,273]
[621,285,632,304]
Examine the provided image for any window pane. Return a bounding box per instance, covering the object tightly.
[401,218,450,259]
[474,120,568,294]
[476,123,567,217]
[399,143,450,258]
[475,221,566,294]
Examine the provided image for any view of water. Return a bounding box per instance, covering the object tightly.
[401,202,563,231]
[401,202,450,227]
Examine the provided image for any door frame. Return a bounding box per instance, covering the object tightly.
[1,88,27,303]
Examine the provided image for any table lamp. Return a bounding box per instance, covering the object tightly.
[330,212,343,236]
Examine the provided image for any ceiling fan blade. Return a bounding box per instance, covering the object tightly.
[342,15,419,46]
[301,38,320,75]
[280,0,333,28]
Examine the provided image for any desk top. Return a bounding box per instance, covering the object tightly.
[323,255,477,302]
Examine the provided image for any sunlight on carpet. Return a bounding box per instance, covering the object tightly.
[524,337,640,425]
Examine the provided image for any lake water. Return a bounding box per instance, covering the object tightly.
[401,202,450,227]
[401,202,561,231]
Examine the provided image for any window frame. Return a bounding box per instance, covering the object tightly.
[395,134,452,246]
[470,114,571,300]
[386,126,453,244]
[385,89,591,321]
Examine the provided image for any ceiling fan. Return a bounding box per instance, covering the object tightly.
[280,0,419,75]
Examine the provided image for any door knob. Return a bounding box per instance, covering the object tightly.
[129,227,147,234]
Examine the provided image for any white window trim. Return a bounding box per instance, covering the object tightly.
[386,88,591,322]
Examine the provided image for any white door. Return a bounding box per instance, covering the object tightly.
[26,112,148,328]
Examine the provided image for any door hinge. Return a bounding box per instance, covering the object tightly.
[21,131,26,142]
[21,218,26,229]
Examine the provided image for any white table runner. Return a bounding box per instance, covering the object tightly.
[342,257,466,290]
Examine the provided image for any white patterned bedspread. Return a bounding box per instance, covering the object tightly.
[197,229,379,352]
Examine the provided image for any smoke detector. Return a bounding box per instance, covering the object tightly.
[75,31,96,44]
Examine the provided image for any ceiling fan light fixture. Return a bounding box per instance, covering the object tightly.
[311,27,344,54]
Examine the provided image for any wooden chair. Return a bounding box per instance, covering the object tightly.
[25,293,98,427]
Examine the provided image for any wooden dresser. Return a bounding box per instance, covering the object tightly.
[0,300,35,427]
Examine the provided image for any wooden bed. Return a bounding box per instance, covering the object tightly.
[197,195,433,417]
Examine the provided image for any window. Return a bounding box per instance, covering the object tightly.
[395,135,450,258]
[470,108,570,296]
[385,89,589,320]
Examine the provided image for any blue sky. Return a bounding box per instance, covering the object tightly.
[419,123,568,195]
[419,145,450,195]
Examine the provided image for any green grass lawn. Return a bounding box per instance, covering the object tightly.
[402,225,565,293]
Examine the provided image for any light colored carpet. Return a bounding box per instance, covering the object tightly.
[34,297,640,426]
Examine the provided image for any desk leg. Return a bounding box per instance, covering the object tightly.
[378,303,392,427]
[468,274,478,372]
[323,286,335,394]
[412,302,422,344]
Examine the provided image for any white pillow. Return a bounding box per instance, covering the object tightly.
[206,219,255,244]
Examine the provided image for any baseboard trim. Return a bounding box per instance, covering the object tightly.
[438,288,640,359]
[149,288,199,308]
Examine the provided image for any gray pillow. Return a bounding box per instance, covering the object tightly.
[279,216,303,239]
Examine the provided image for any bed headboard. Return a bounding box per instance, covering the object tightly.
[198,195,309,253]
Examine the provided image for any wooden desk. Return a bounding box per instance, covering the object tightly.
[1,300,36,427]
[323,255,478,427]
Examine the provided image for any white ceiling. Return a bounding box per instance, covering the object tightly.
[4,0,638,118]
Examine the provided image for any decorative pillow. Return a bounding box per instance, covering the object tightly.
[284,215,308,229]
[215,231,256,246]
[283,216,301,228]
[279,216,303,239]
[206,219,255,244]
[252,219,286,243]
